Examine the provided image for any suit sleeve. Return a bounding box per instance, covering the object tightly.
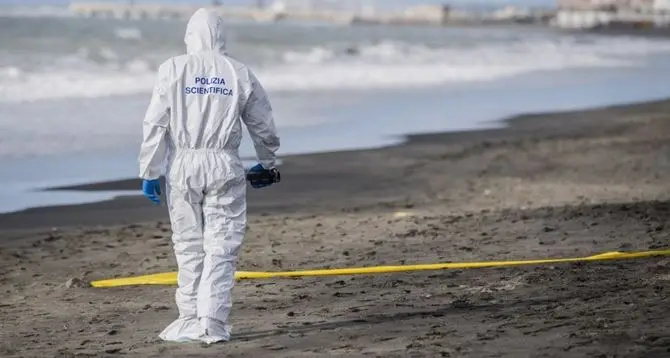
[138,61,171,180]
[241,69,280,169]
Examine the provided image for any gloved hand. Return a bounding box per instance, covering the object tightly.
[246,163,280,189]
[142,179,161,205]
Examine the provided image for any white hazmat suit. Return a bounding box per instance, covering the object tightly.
[138,8,280,343]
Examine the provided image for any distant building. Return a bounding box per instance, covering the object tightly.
[553,0,670,28]
[556,0,627,11]
[629,0,655,12]
[557,0,663,12]
[402,4,450,24]
[491,6,533,20]
[269,0,372,13]
[654,0,670,12]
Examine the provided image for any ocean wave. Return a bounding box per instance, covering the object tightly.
[115,27,143,41]
[1,36,670,103]
[0,63,157,103]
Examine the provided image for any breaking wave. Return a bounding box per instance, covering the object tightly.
[1,36,670,103]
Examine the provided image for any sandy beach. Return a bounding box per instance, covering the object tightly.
[1,99,670,358]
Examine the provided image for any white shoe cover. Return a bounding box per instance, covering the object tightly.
[158,317,231,344]
[199,317,232,344]
[159,317,202,342]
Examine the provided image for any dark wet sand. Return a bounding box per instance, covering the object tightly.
[1,99,670,358]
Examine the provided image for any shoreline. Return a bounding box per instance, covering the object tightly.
[2,96,669,231]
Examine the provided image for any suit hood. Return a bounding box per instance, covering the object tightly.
[184,8,227,54]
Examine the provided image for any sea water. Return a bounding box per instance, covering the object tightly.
[2,15,670,213]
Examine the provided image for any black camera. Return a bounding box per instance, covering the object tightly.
[246,168,281,185]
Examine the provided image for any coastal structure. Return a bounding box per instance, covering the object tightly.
[67,1,545,27]
[68,1,437,24]
[68,1,348,23]
[557,0,670,11]
[552,0,670,28]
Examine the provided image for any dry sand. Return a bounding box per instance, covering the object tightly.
[2,99,670,357]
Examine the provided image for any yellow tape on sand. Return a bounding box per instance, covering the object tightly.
[90,249,670,288]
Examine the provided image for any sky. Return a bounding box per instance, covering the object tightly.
[0,0,556,7]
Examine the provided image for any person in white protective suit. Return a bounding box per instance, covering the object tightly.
[137,8,280,344]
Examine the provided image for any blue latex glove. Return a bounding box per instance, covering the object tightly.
[142,179,161,205]
[247,163,272,189]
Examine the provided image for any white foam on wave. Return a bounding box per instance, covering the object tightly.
[0,66,21,78]
[0,68,156,103]
[259,37,670,91]
[115,27,143,41]
[1,36,670,103]
[0,58,157,103]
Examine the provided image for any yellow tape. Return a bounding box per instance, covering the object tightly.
[89,249,670,288]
